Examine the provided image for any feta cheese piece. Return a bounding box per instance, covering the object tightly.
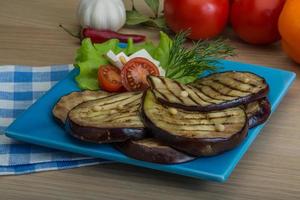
[106,49,166,76]
[106,50,129,69]
[129,49,160,66]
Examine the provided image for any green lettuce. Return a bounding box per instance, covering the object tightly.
[74,39,122,90]
[74,32,172,90]
[153,32,173,69]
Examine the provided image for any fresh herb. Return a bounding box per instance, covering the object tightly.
[126,0,167,31]
[164,31,235,83]
[74,31,234,90]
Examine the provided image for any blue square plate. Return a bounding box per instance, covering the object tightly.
[5,60,296,182]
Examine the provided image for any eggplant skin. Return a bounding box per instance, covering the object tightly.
[115,138,195,164]
[149,71,269,112]
[66,91,146,143]
[142,112,249,156]
[141,90,249,157]
[66,118,146,144]
[156,88,268,112]
[187,71,270,111]
[247,98,271,128]
[52,90,112,124]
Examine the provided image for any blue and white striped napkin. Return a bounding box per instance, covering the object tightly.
[0,64,111,175]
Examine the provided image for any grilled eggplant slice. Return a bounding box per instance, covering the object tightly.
[142,90,248,156]
[245,98,271,128]
[115,138,195,164]
[53,90,113,124]
[67,92,146,143]
[148,71,269,111]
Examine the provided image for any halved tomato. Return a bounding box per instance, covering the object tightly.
[98,65,123,92]
[121,57,159,91]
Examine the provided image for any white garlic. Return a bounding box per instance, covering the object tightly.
[77,0,126,31]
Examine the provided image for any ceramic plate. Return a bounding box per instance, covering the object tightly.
[5,60,296,182]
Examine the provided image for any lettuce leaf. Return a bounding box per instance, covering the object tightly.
[74,38,121,90]
[153,31,173,69]
[74,33,172,90]
[123,38,157,56]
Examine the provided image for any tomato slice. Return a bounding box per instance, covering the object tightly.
[98,65,123,92]
[121,57,159,91]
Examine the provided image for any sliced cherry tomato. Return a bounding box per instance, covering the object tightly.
[98,65,123,92]
[121,57,159,91]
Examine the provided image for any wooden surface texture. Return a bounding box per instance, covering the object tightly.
[0,0,299,199]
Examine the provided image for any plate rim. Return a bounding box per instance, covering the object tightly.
[4,60,296,182]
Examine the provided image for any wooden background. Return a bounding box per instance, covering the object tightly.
[0,0,299,199]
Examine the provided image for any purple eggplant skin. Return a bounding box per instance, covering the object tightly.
[115,139,195,164]
[150,71,269,112]
[140,91,249,157]
[248,98,271,129]
[154,88,268,112]
[65,118,147,144]
[52,90,112,125]
[142,112,249,156]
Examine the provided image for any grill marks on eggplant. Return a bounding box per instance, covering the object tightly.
[68,92,143,128]
[191,72,268,106]
[194,72,265,95]
[143,90,247,139]
[52,90,112,124]
[142,90,249,156]
[115,138,195,164]
[149,76,221,107]
[148,72,268,111]
[66,92,147,144]
[53,70,270,160]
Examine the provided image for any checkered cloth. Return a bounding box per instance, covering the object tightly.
[0,64,111,175]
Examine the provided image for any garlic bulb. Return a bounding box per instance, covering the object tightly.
[77,0,126,31]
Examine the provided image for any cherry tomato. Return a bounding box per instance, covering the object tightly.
[231,0,286,45]
[98,65,123,92]
[121,58,159,91]
[164,0,229,40]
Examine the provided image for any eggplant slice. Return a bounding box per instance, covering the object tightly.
[148,71,268,111]
[67,92,146,143]
[245,98,271,128]
[53,90,113,124]
[142,90,249,156]
[115,138,195,164]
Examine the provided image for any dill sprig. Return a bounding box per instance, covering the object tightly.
[165,31,235,83]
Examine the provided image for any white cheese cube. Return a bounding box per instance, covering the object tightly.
[129,49,160,66]
[106,50,129,69]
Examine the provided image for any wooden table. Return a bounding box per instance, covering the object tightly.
[0,0,299,199]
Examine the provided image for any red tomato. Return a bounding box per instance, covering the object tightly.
[231,0,286,45]
[98,65,123,92]
[164,0,229,40]
[121,58,159,91]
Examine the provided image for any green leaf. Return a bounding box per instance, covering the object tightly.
[144,0,160,16]
[126,10,150,25]
[75,38,122,90]
[164,31,234,83]
[123,38,156,56]
[94,39,122,54]
[153,31,173,69]
[74,31,234,90]
[74,37,162,90]
[148,17,166,29]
